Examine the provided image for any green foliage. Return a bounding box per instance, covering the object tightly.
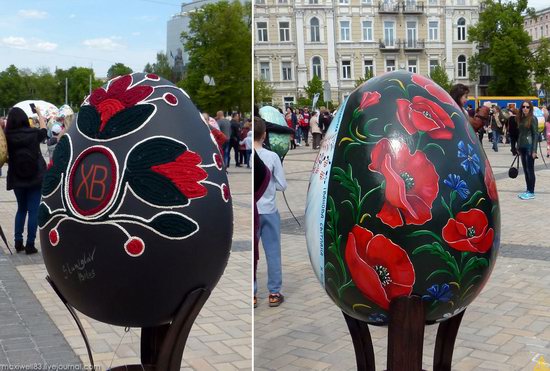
[429,65,452,92]
[180,1,251,114]
[0,65,102,112]
[354,69,374,88]
[143,52,176,82]
[107,63,133,79]
[254,79,274,106]
[532,37,550,95]
[468,0,533,95]
[303,75,324,103]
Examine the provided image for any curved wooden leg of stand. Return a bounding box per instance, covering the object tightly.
[433,309,465,371]
[0,224,13,254]
[342,311,376,371]
[46,276,95,369]
[387,296,426,371]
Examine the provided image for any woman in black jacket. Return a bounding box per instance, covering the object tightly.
[5,106,47,254]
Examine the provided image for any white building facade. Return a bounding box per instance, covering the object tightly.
[524,6,550,49]
[255,0,481,107]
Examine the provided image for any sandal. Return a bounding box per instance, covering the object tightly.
[268,293,284,307]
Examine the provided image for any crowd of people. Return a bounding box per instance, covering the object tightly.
[283,106,333,150]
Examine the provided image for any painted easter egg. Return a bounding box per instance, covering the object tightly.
[259,106,290,160]
[39,73,232,327]
[305,71,500,324]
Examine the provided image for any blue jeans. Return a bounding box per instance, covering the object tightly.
[519,147,536,193]
[492,131,500,151]
[295,126,302,144]
[223,142,230,167]
[13,186,42,245]
[256,211,282,294]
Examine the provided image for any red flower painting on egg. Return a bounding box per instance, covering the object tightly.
[396,96,455,140]
[89,74,153,131]
[442,209,494,253]
[345,225,415,310]
[358,91,381,111]
[369,139,439,228]
[411,74,456,106]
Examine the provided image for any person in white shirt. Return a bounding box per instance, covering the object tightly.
[254,118,287,307]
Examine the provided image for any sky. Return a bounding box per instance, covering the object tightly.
[0,0,183,77]
[0,0,548,78]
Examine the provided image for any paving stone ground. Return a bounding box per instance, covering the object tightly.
[255,140,550,371]
[0,146,251,371]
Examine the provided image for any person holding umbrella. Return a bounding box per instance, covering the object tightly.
[5,106,48,254]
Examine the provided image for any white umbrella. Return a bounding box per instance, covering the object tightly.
[13,100,58,120]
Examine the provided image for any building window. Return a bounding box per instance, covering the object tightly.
[312,57,322,78]
[260,62,271,81]
[362,0,373,4]
[283,96,295,108]
[282,62,293,80]
[363,59,374,77]
[385,58,396,72]
[428,0,437,4]
[428,21,439,41]
[257,22,268,42]
[340,21,351,41]
[342,60,352,79]
[309,0,318,3]
[429,59,439,74]
[278,0,288,3]
[406,21,417,47]
[384,21,395,46]
[256,0,265,4]
[362,20,373,41]
[457,55,467,78]
[279,21,290,42]
[340,0,350,4]
[408,59,417,73]
[311,17,320,42]
[457,0,465,5]
[457,18,466,41]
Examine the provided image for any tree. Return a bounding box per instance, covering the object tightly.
[55,67,102,108]
[143,53,175,82]
[0,65,25,109]
[468,0,533,95]
[254,79,274,106]
[181,1,252,113]
[429,65,452,92]
[532,37,550,98]
[107,63,133,79]
[354,69,374,88]
[301,75,324,108]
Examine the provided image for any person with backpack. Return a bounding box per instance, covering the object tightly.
[5,106,48,254]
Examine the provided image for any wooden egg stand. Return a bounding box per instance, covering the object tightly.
[47,276,210,371]
[343,295,465,371]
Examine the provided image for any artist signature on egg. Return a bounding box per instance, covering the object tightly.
[62,248,96,282]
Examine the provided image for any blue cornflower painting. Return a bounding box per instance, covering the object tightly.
[457,140,480,175]
[422,284,452,302]
[443,174,470,199]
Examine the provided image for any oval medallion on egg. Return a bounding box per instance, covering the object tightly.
[305,71,500,324]
[39,73,233,327]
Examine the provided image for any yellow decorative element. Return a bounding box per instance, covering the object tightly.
[359,213,371,224]
[352,303,371,311]
[534,356,550,371]
[339,137,354,145]
[388,79,406,91]
[355,126,367,140]
[475,198,486,207]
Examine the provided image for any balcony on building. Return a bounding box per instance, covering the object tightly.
[379,38,400,51]
[378,1,400,13]
[401,1,424,13]
[402,38,424,51]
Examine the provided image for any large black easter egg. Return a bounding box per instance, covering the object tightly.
[39,73,232,327]
[305,71,500,324]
